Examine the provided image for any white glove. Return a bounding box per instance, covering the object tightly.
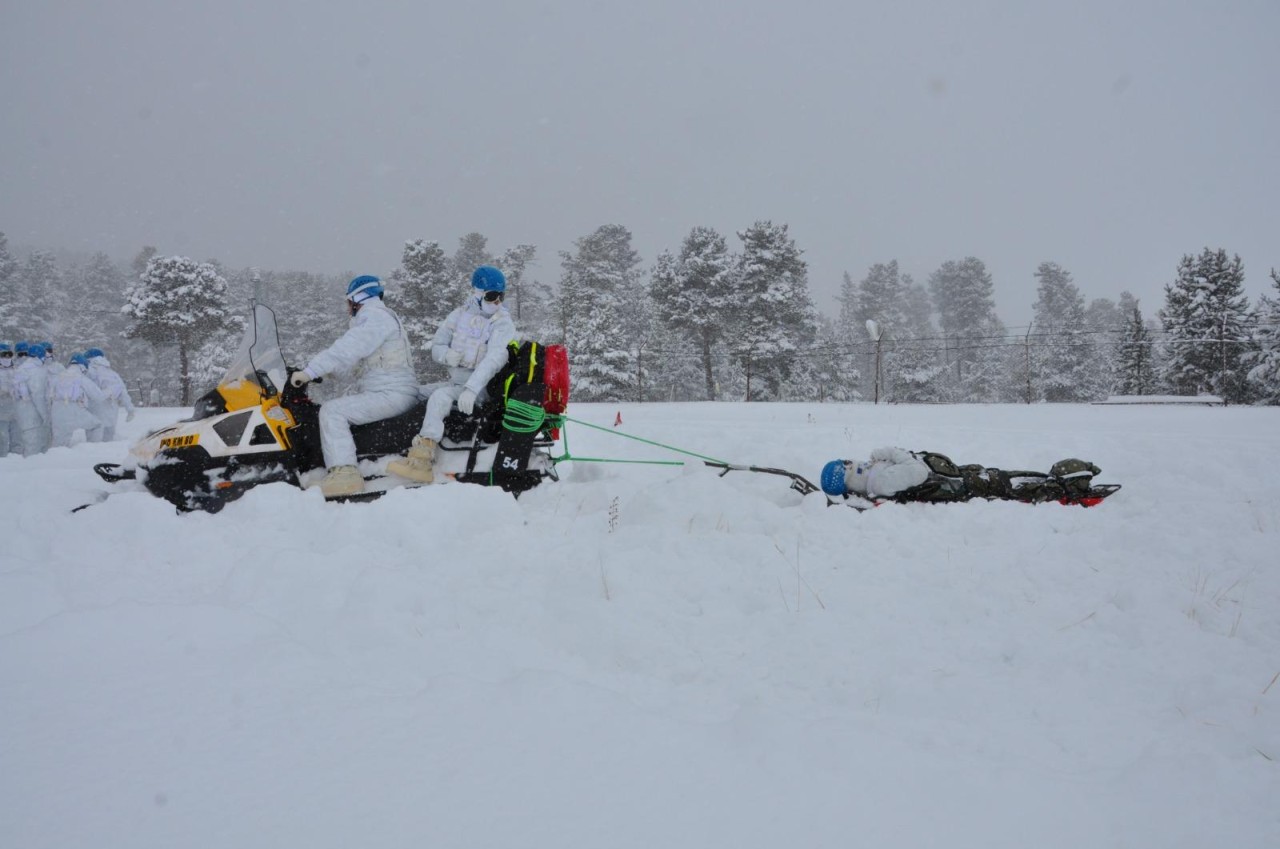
[457,388,477,416]
[445,349,463,367]
[126,409,136,422]
[290,370,311,388]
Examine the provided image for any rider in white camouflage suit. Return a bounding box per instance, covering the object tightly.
[288,275,419,498]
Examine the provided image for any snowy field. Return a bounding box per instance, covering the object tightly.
[2,401,1278,849]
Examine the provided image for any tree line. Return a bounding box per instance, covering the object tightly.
[2,228,1278,406]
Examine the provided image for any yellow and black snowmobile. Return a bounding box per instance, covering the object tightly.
[93,304,569,512]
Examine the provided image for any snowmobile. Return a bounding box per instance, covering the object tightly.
[93,303,570,512]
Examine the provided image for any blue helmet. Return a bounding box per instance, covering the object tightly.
[70,353,89,368]
[346,275,384,303]
[27,343,46,361]
[15,341,30,356]
[820,460,850,496]
[0,342,10,354]
[471,265,506,293]
[42,341,54,353]
[84,347,106,359]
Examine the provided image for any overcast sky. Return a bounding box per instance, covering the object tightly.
[3,0,1277,326]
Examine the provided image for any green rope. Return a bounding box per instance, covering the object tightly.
[550,414,729,468]
[502,397,546,433]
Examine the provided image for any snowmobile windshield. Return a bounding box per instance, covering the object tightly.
[218,303,288,405]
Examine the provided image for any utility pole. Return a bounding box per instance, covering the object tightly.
[866,319,883,404]
[1024,323,1034,404]
[1220,311,1228,406]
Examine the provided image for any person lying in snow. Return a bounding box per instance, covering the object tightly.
[820,448,1102,504]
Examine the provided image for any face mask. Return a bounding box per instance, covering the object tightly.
[481,299,501,316]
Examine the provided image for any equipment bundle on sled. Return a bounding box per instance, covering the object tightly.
[93,303,570,512]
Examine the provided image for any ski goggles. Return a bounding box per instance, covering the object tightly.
[0,350,12,359]
[482,290,504,303]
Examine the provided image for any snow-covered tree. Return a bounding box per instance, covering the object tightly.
[15,250,65,343]
[927,257,1005,401]
[123,255,234,404]
[730,221,814,400]
[498,244,538,325]
[1158,248,1252,403]
[1244,269,1280,404]
[890,276,948,403]
[832,270,871,397]
[452,232,493,286]
[390,239,455,375]
[649,226,734,399]
[643,310,706,402]
[1083,297,1121,396]
[0,232,18,339]
[188,316,247,396]
[131,246,158,279]
[806,316,862,402]
[846,261,945,403]
[1030,262,1093,401]
[1114,303,1157,395]
[555,224,641,401]
[618,276,659,401]
[61,252,127,354]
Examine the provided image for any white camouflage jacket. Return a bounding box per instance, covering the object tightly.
[431,298,517,395]
[303,298,418,395]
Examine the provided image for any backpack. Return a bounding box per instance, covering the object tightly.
[485,340,570,415]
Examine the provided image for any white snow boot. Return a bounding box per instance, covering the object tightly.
[386,436,435,484]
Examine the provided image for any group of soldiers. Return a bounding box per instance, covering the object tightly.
[0,341,136,457]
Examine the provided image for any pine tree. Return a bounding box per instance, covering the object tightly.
[18,251,67,343]
[62,252,128,354]
[649,226,734,399]
[644,322,705,401]
[831,270,871,399]
[890,275,947,402]
[0,232,18,339]
[1158,248,1252,403]
[1244,269,1280,404]
[264,270,348,362]
[847,261,945,402]
[131,246,158,279]
[390,239,455,375]
[731,221,814,400]
[556,224,641,401]
[1083,297,1121,397]
[618,278,658,401]
[123,255,233,404]
[927,257,1004,401]
[452,233,493,286]
[849,262,900,401]
[1114,303,1156,395]
[498,244,538,325]
[1031,262,1093,401]
[806,317,862,401]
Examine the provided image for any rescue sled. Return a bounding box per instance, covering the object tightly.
[93,303,570,512]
